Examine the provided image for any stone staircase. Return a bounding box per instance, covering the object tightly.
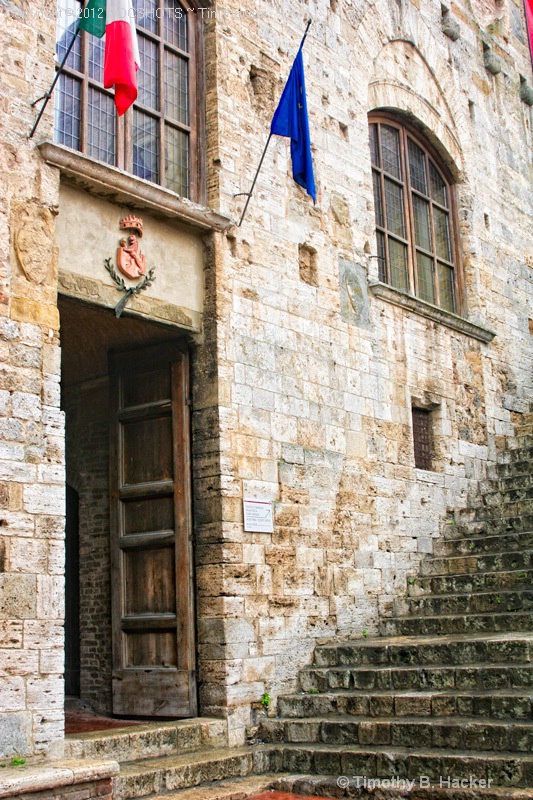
[40,414,531,800]
[259,414,533,796]
[62,718,278,800]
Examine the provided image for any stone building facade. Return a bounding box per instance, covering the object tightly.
[0,0,532,762]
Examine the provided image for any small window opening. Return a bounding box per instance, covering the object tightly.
[412,407,433,470]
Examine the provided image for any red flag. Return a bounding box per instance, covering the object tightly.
[78,0,140,116]
[526,0,533,67]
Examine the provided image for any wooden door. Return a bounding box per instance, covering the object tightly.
[109,341,196,717]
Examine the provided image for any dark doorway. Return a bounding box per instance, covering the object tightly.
[59,296,196,718]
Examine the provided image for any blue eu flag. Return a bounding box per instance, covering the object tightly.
[270,48,316,203]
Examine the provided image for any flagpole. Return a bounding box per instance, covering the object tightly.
[236,19,312,227]
[29,26,80,139]
[236,133,272,227]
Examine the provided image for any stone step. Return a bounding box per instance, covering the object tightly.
[398,589,533,618]
[433,531,533,557]
[507,435,533,450]
[475,505,533,524]
[278,689,533,720]
[312,632,533,668]
[480,475,533,494]
[466,516,533,537]
[277,773,533,799]
[264,742,533,788]
[299,663,533,693]
[419,549,533,576]
[64,718,228,762]
[492,455,533,479]
[112,746,266,800]
[142,774,282,800]
[259,715,533,753]
[408,568,533,596]
[482,487,533,507]
[381,611,532,637]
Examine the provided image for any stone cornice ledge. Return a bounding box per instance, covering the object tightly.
[38,141,233,233]
[369,282,496,343]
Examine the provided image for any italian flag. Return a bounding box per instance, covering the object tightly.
[78,0,140,116]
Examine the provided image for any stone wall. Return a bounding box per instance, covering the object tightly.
[198,0,533,745]
[63,380,113,715]
[0,0,531,763]
[0,0,64,758]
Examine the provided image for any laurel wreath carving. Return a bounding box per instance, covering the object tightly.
[104,258,156,318]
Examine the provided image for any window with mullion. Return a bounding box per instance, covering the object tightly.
[54,0,196,200]
[369,116,459,313]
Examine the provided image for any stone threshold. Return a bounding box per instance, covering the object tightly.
[0,758,119,799]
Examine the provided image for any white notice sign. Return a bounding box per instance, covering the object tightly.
[243,498,274,533]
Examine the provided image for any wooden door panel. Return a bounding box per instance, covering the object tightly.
[110,341,196,718]
[124,547,176,615]
[122,368,171,407]
[112,670,190,717]
[123,496,174,535]
[122,416,174,484]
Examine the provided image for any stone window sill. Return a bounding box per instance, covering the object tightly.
[369,282,496,343]
[38,141,233,233]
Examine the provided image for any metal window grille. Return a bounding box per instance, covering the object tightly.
[412,407,432,470]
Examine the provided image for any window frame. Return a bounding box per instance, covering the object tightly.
[411,406,433,471]
[55,0,204,204]
[368,112,463,316]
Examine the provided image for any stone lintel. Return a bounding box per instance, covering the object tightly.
[58,271,202,332]
[369,282,496,343]
[38,142,233,233]
[0,759,119,799]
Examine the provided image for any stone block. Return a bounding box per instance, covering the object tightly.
[0,574,36,618]
[0,711,32,756]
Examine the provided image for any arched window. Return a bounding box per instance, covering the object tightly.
[369,114,461,313]
[54,0,201,201]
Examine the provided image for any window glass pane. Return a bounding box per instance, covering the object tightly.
[165,51,188,124]
[372,170,383,227]
[87,88,116,165]
[389,239,408,291]
[438,262,455,312]
[384,179,406,238]
[88,35,105,82]
[408,138,427,194]
[138,35,159,109]
[381,125,401,179]
[133,110,159,182]
[165,125,189,195]
[434,208,451,261]
[133,0,157,33]
[376,231,386,283]
[413,195,432,252]
[416,252,435,304]
[369,123,380,167]
[56,0,82,71]
[430,163,447,207]
[164,0,188,50]
[55,74,81,150]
